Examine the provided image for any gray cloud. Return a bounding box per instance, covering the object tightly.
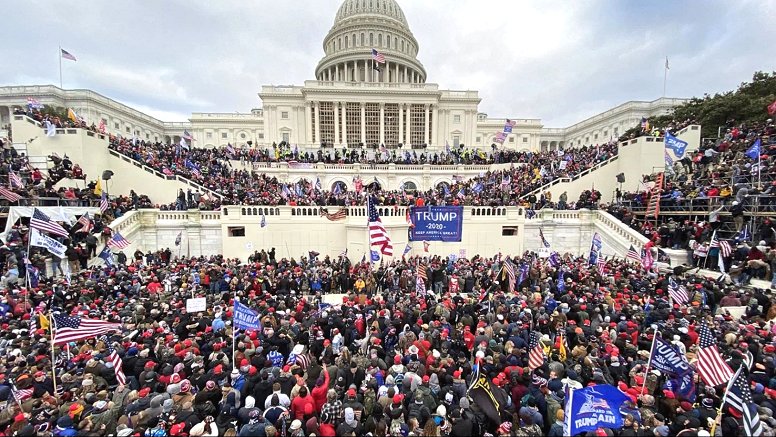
[2,0,774,126]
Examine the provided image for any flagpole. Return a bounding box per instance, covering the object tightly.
[49,313,59,400]
[58,46,63,88]
[640,327,659,395]
[662,57,668,97]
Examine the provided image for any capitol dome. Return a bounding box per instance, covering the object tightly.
[315,0,427,84]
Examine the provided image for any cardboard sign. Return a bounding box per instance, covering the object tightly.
[186,297,207,313]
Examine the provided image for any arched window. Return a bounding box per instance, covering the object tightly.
[352,33,356,47]
[402,181,417,191]
[401,40,404,51]
[345,36,348,48]
[394,37,398,49]
[369,33,373,46]
[378,34,382,47]
[360,33,364,46]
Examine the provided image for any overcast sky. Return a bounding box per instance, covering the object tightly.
[2,0,775,127]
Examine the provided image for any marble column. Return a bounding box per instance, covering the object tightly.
[360,102,366,145]
[379,103,385,146]
[334,102,340,145]
[314,101,320,145]
[398,104,404,145]
[423,104,430,145]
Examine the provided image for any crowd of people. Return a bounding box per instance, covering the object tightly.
[604,119,776,284]
[108,135,618,209]
[0,244,772,436]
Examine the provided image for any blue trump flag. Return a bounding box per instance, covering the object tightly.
[98,246,114,267]
[664,132,688,159]
[565,385,630,435]
[746,138,761,160]
[649,336,696,401]
[370,250,380,262]
[233,300,261,331]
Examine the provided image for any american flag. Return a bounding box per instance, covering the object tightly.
[30,208,69,237]
[60,48,77,61]
[367,197,393,256]
[0,186,22,202]
[183,129,194,141]
[225,143,236,156]
[725,366,763,436]
[100,335,127,385]
[100,192,109,214]
[371,48,385,64]
[9,172,23,188]
[320,207,347,221]
[626,245,642,263]
[52,313,122,345]
[503,258,516,293]
[596,253,606,275]
[26,97,44,110]
[75,212,92,234]
[697,320,734,387]
[710,231,732,258]
[528,331,544,370]
[417,263,428,283]
[106,231,131,249]
[11,383,33,403]
[668,277,689,305]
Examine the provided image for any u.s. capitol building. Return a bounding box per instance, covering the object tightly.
[0,0,686,153]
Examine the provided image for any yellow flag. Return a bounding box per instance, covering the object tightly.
[94,179,102,196]
[67,108,78,123]
[40,314,50,331]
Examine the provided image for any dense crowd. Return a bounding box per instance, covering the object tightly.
[108,136,618,209]
[604,119,776,284]
[0,244,772,436]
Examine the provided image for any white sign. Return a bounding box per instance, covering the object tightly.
[537,247,551,258]
[186,297,207,313]
[246,242,254,250]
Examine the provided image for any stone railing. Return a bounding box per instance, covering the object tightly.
[525,154,619,197]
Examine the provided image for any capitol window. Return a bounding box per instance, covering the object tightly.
[453,115,461,124]
[281,111,289,119]
[222,132,228,139]
[523,137,528,143]
[509,137,515,143]
[240,133,246,139]
[258,133,264,139]
[125,127,130,133]
[206,132,213,139]
[476,136,481,143]
[360,33,364,45]
[114,122,119,129]
[282,133,289,142]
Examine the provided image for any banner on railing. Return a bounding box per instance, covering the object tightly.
[409,206,463,242]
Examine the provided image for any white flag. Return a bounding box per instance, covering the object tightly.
[45,120,56,137]
[29,229,67,258]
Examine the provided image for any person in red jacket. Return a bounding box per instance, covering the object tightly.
[317,411,336,437]
[311,367,330,413]
[291,386,315,420]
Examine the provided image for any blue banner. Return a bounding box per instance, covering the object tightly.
[566,385,629,435]
[588,232,602,266]
[650,337,696,401]
[409,206,463,242]
[664,132,688,159]
[233,300,261,331]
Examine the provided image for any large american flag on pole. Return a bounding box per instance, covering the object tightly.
[696,320,734,387]
[710,231,732,258]
[371,48,385,64]
[367,197,393,256]
[75,212,92,234]
[528,331,544,370]
[99,192,109,214]
[30,208,69,237]
[52,313,122,345]
[100,335,126,385]
[503,258,516,293]
[11,383,33,403]
[626,245,642,263]
[0,186,22,202]
[9,172,23,188]
[668,277,689,305]
[106,231,131,249]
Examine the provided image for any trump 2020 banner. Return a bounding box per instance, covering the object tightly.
[409,206,463,242]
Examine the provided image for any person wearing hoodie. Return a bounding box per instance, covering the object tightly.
[335,407,363,436]
[136,394,165,429]
[239,410,266,437]
[237,396,261,426]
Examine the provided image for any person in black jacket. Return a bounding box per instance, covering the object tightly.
[449,407,473,437]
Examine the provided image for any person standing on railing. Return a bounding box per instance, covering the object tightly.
[731,200,745,232]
